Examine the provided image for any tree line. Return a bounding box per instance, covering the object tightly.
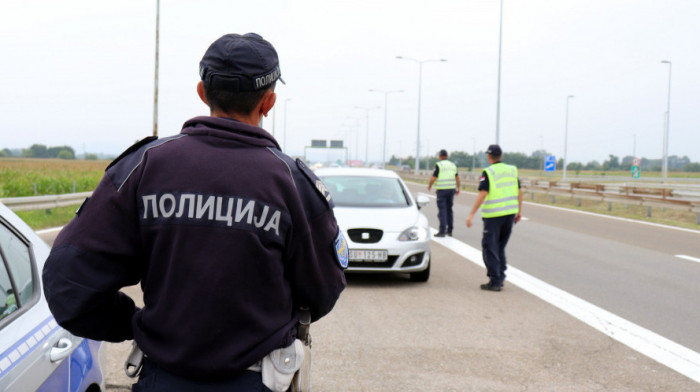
[1,144,100,160]
[389,150,700,173]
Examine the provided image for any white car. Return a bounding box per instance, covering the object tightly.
[315,168,432,282]
[0,202,106,391]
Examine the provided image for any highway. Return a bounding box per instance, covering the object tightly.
[407,181,700,354]
[36,184,700,389]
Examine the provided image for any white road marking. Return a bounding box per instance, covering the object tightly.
[675,255,700,264]
[523,200,700,235]
[431,228,700,383]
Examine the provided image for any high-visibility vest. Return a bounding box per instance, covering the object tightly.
[434,160,457,190]
[481,162,519,218]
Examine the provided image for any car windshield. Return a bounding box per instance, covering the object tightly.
[320,175,410,207]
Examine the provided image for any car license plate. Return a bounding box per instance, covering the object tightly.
[349,249,388,262]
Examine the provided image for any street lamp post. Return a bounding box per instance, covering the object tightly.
[563,95,574,181]
[344,117,361,161]
[540,135,544,174]
[152,0,160,137]
[271,105,276,137]
[354,105,380,166]
[369,89,403,168]
[472,138,476,172]
[336,130,355,165]
[396,56,447,174]
[661,60,672,183]
[334,130,352,163]
[283,98,292,152]
[495,0,504,145]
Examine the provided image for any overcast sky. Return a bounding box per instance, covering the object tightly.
[2,0,699,164]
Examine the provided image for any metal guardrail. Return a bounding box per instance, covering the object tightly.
[1,192,92,212]
[522,180,700,212]
[398,171,700,214]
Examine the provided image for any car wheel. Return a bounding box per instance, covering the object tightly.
[409,260,430,282]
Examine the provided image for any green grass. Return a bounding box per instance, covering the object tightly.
[403,175,699,230]
[0,158,106,197]
[16,205,79,230]
[516,168,700,181]
[522,191,700,230]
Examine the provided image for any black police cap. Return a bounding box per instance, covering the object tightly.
[199,33,285,92]
[486,144,502,156]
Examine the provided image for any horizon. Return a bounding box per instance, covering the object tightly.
[3,144,698,168]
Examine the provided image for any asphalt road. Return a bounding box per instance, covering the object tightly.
[37,188,700,390]
[408,181,700,353]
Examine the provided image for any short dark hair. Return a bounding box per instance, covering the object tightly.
[488,152,502,159]
[204,82,275,115]
[439,149,448,157]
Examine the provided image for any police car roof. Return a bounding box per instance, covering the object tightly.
[314,167,400,179]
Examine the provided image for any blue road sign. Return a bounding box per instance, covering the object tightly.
[544,155,556,172]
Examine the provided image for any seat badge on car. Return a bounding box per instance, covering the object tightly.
[334,230,349,269]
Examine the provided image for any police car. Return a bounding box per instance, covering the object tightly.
[0,202,106,391]
[316,168,432,282]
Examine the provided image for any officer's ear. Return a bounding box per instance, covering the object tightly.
[197,81,209,106]
[260,90,276,117]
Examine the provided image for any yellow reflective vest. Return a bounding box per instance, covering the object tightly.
[482,162,519,218]
[434,160,457,190]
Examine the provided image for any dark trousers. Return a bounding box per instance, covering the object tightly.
[132,358,274,392]
[436,189,456,234]
[481,214,515,286]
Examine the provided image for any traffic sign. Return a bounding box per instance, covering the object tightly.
[544,155,556,172]
[631,157,641,178]
[631,166,640,178]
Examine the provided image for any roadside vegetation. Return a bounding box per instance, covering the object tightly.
[15,205,79,230]
[401,168,700,231]
[0,158,107,197]
[517,188,698,230]
[390,151,700,174]
[2,159,699,231]
[515,168,700,182]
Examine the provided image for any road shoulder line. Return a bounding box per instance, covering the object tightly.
[432,230,700,383]
[675,254,700,264]
[523,201,700,234]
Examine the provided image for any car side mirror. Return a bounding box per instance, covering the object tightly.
[415,195,429,210]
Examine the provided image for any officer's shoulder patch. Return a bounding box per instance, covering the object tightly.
[295,159,334,207]
[333,229,349,269]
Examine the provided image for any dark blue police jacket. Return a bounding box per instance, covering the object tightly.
[42,116,347,380]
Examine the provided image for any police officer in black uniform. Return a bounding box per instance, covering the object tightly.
[43,33,347,391]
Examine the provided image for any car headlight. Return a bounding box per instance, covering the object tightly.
[398,226,428,241]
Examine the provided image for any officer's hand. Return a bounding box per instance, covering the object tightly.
[466,215,473,228]
[515,213,522,224]
[455,188,460,196]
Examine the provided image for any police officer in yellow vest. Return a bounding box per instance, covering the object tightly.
[428,149,461,237]
[466,145,522,291]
